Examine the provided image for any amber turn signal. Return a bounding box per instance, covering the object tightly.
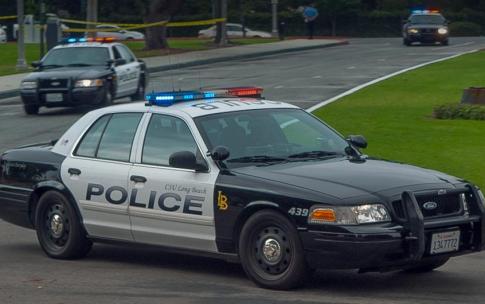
[309,208,336,223]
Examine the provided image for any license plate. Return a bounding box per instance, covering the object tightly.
[45,93,63,102]
[430,230,460,255]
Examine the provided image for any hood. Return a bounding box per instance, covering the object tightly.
[231,157,462,200]
[23,67,110,81]
[408,24,446,29]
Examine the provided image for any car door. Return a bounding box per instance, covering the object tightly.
[111,46,130,97]
[114,45,140,95]
[61,112,144,240]
[127,113,219,252]
[227,24,243,37]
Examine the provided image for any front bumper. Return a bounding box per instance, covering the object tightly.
[21,86,106,108]
[301,185,485,271]
[406,33,448,43]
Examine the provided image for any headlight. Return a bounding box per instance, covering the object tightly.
[75,79,104,88]
[438,28,448,35]
[408,28,419,34]
[20,81,37,90]
[309,204,391,225]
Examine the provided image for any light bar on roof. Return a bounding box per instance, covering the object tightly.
[145,87,263,107]
[61,37,117,44]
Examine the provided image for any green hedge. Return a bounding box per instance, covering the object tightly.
[433,103,485,120]
[449,21,482,36]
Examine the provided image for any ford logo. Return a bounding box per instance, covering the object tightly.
[423,201,438,210]
[51,81,61,86]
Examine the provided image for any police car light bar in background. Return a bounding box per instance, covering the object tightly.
[61,37,117,44]
[145,87,263,106]
[411,7,440,14]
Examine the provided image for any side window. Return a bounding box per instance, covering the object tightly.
[74,115,110,158]
[112,46,122,60]
[142,114,199,167]
[115,45,135,63]
[74,113,142,162]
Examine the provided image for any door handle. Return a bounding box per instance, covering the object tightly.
[68,168,81,175]
[130,175,147,183]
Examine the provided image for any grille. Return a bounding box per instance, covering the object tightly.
[416,193,462,218]
[420,28,437,34]
[39,79,69,89]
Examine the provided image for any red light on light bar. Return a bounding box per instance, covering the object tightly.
[227,87,263,97]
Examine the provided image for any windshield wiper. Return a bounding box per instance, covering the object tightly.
[67,63,92,67]
[41,64,64,69]
[288,150,341,159]
[227,155,287,164]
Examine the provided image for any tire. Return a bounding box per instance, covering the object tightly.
[403,38,411,46]
[102,85,114,107]
[403,257,449,273]
[34,191,92,259]
[239,210,309,290]
[442,39,449,46]
[130,79,145,101]
[24,104,39,115]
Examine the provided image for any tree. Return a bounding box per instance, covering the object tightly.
[317,0,360,36]
[141,0,184,49]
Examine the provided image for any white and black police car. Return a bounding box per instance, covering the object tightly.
[1,87,484,289]
[402,9,449,46]
[20,37,148,115]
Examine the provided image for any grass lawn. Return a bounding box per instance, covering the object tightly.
[0,38,278,76]
[313,51,485,188]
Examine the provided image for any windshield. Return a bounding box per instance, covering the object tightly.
[42,47,110,67]
[195,108,350,168]
[409,14,445,24]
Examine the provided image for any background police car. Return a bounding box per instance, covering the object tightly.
[19,38,147,114]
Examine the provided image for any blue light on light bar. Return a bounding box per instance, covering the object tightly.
[156,95,174,101]
[204,92,215,98]
[67,38,76,43]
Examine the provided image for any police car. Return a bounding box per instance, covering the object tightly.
[402,10,449,46]
[20,37,148,115]
[1,87,484,290]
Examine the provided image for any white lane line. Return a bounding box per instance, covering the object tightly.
[306,49,478,112]
[274,85,284,89]
[346,66,356,70]
[312,75,322,79]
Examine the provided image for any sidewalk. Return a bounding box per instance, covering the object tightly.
[0,38,347,100]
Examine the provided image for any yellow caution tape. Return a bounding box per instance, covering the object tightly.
[62,18,226,33]
[0,15,17,20]
[60,18,141,27]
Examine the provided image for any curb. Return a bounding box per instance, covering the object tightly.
[0,40,347,101]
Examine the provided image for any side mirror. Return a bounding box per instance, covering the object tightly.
[115,58,127,66]
[347,135,367,149]
[31,61,41,68]
[169,151,208,172]
[211,146,230,161]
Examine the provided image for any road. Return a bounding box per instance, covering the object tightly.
[1,37,485,304]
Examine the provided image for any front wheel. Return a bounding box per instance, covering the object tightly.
[130,79,145,101]
[35,191,92,259]
[239,210,309,290]
[24,104,39,115]
[102,85,114,107]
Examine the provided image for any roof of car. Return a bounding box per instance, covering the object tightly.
[94,98,299,118]
[53,42,121,49]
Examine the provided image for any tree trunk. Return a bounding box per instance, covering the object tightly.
[143,0,183,50]
[331,16,337,36]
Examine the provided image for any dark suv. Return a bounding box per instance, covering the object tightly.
[403,12,449,46]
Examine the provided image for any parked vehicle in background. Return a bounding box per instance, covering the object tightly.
[95,25,145,41]
[198,23,272,38]
[0,26,6,43]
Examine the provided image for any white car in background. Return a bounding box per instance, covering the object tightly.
[0,26,7,43]
[96,25,145,41]
[198,23,271,38]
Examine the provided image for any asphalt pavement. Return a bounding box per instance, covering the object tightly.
[1,37,485,303]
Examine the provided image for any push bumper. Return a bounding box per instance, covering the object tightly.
[21,86,106,108]
[301,185,485,271]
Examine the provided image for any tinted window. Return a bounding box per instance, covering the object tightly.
[410,14,445,24]
[96,113,142,162]
[142,114,198,167]
[43,47,110,66]
[75,115,110,158]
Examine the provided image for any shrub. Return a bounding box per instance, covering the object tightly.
[433,103,485,120]
[449,21,482,36]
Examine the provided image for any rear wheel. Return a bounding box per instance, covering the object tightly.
[239,210,309,290]
[403,257,449,273]
[24,104,39,115]
[35,191,92,259]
